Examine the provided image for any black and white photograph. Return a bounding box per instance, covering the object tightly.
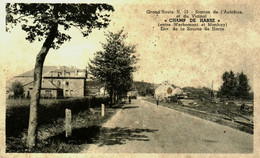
[0,0,259,157]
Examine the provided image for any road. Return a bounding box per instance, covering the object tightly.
[82,98,253,153]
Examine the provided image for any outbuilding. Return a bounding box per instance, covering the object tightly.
[155,81,183,101]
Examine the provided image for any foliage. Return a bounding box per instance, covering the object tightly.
[6,97,110,137]
[182,86,213,100]
[6,3,114,49]
[9,81,25,98]
[218,71,251,99]
[218,71,237,98]
[132,81,155,96]
[6,97,116,153]
[89,29,138,102]
[6,3,114,149]
[236,72,251,99]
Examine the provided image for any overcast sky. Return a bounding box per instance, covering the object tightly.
[1,1,259,90]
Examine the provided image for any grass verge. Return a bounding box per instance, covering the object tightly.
[6,97,123,153]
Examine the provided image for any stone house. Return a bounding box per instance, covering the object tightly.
[7,66,87,98]
[155,81,183,101]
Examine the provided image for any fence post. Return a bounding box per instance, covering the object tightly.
[65,108,72,137]
[101,104,105,117]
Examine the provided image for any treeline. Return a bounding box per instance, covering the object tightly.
[132,81,156,96]
[218,71,252,100]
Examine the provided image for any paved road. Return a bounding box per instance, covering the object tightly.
[82,98,253,153]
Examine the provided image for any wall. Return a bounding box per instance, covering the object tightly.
[49,78,85,97]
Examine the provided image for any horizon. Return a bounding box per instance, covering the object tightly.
[7,64,254,92]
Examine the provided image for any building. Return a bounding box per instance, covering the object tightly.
[154,81,183,101]
[7,66,87,98]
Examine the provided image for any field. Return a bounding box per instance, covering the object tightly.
[6,97,123,153]
[145,97,253,134]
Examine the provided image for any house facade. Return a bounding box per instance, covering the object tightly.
[7,66,87,98]
[155,81,183,101]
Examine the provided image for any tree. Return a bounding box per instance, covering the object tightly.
[6,3,114,149]
[236,72,250,99]
[218,71,251,99]
[89,29,138,103]
[9,81,24,98]
[218,71,237,98]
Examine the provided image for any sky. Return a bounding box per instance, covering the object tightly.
[1,0,259,91]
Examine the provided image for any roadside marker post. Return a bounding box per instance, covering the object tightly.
[65,108,72,137]
[101,104,105,117]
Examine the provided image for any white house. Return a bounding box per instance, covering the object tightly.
[155,81,183,101]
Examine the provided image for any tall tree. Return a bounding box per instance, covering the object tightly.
[89,29,138,103]
[6,3,114,149]
[236,72,250,99]
[218,71,237,98]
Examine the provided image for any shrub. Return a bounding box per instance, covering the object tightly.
[8,81,24,99]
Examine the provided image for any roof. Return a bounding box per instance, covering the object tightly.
[25,80,60,89]
[17,66,57,77]
[16,66,85,77]
[41,80,59,89]
[155,81,175,92]
[51,66,85,73]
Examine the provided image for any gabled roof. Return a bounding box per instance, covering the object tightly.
[17,66,57,77]
[155,81,182,91]
[155,81,175,91]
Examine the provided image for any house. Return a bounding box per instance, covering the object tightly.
[7,66,87,98]
[154,81,183,101]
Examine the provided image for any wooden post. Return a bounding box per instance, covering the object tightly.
[65,109,72,137]
[101,104,105,117]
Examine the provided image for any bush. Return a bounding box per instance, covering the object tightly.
[167,96,178,103]
[8,81,24,99]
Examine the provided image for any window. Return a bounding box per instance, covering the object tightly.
[167,87,172,94]
[65,90,69,96]
[65,81,69,87]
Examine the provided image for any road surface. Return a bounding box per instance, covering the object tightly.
[82,98,253,153]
